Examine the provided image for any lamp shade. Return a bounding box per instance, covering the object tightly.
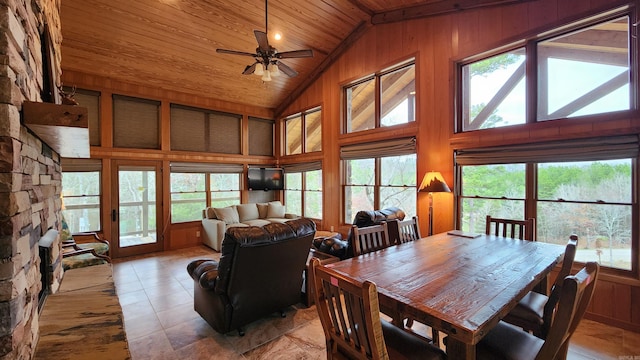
[418,171,451,193]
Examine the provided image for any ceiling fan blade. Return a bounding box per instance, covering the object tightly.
[277,61,298,77]
[243,63,257,75]
[217,48,258,57]
[254,30,270,53]
[276,49,314,59]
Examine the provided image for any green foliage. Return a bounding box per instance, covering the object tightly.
[469,54,520,77]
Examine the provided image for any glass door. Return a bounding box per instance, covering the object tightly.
[112,161,163,257]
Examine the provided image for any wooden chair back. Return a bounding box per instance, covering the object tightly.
[396,216,422,244]
[485,215,535,241]
[351,222,391,256]
[309,257,389,360]
[537,262,599,360]
[540,234,579,337]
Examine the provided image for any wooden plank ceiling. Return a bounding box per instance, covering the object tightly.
[60,0,525,112]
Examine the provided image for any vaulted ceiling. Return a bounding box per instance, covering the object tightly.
[60,0,524,113]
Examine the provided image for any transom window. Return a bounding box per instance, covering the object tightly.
[458,12,631,131]
[344,60,415,133]
[284,107,322,155]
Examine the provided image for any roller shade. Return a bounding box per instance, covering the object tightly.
[340,137,416,160]
[113,95,160,149]
[61,158,102,172]
[282,161,322,173]
[455,135,639,165]
[249,117,274,156]
[169,162,243,173]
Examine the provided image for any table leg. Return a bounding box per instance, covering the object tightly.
[446,337,475,360]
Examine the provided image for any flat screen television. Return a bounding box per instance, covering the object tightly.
[247,168,285,191]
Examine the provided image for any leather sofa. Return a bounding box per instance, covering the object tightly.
[201,201,299,251]
[187,217,315,335]
[312,207,406,259]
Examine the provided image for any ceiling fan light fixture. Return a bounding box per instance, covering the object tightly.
[270,63,280,77]
[261,70,272,82]
[254,62,264,76]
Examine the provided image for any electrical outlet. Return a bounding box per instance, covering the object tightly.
[330,226,334,232]
[196,231,200,237]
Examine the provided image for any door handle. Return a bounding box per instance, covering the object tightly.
[112,209,117,222]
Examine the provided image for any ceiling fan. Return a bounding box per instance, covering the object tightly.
[216,0,313,81]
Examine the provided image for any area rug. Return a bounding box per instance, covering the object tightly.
[35,264,131,360]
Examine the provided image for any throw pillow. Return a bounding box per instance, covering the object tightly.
[205,207,217,219]
[267,201,286,218]
[237,204,259,222]
[256,203,269,219]
[213,206,240,224]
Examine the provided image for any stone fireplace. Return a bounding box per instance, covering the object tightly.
[0,0,65,358]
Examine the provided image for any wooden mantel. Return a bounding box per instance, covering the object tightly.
[22,101,90,158]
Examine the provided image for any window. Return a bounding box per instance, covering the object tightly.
[170,173,206,223]
[169,163,242,222]
[456,136,638,273]
[285,107,322,155]
[342,138,417,223]
[284,165,323,218]
[458,13,631,131]
[345,60,415,133]
[61,158,103,233]
[210,173,241,208]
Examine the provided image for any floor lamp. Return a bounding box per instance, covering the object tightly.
[418,171,451,236]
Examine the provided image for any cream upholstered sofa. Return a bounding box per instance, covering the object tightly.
[201,201,299,251]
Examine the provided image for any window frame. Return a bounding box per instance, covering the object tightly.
[455,157,638,278]
[284,169,323,219]
[169,172,207,224]
[284,106,322,155]
[343,59,416,134]
[342,154,417,224]
[455,6,635,133]
[61,170,102,233]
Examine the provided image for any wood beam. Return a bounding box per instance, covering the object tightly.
[371,0,535,25]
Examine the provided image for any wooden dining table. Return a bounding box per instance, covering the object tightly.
[327,231,566,360]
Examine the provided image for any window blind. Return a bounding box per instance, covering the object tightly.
[248,117,274,156]
[171,106,206,152]
[455,135,639,165]
[282,161,322,173]
[113,95,160,149]
[340,137,416,160]
[61,158,102,172]
[208,112,241,154]
[73,90,100,146]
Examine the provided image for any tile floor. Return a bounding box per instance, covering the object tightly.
[113,245,640,360]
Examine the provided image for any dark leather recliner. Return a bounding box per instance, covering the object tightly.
[187,217,316,335]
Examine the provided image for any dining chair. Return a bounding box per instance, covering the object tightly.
[309,258,446,360]
[395,216,422,245]
[502,234,579,339]
[351,222,391,256]
[485,215,535,241]
[476,261,599,360]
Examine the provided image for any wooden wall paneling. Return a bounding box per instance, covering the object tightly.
[632,285,640,327]
[100,158,113,249]
[612,282,632,324]
[168,224,202,250]
[160,102,171,152]
[162,159,171,250]
[527,0,559,30]
[324,68,343,231]
[100,90,113,148]
[557,0,591,19]
[590,279,615,319]
[500,2,530,42]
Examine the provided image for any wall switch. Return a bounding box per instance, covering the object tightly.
[196,231,200,237]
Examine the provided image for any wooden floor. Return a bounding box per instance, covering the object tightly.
[113,245,640,359]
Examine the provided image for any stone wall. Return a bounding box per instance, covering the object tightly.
[0,0,63,359]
